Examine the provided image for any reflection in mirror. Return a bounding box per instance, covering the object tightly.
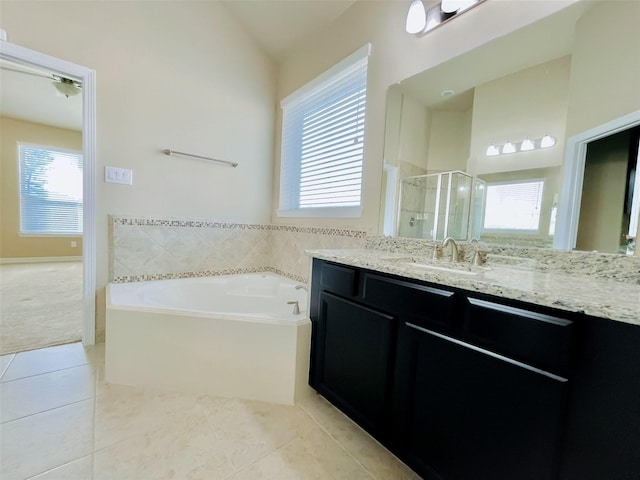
[398,170,484,242]
[381,0,640,254]
[577,126,640,254]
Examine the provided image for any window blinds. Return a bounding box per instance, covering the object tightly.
[19,144,83,235]
[279,45,369,215]
[483,180,544,231]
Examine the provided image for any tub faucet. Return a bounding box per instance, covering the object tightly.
[295,284,308,292]
[442,237,459,262]
[287,301,300,315]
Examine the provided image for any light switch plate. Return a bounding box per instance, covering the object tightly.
[105,166,133,185]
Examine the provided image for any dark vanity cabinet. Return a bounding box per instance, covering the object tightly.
[309,258,640,480]
[392,312,570,480]
[312,291,396,436]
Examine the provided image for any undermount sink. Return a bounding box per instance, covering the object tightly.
[404,262,485,276]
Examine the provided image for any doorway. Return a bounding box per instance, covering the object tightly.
[555,110,640,251]
[575,126,640,253]
[0,37,96,350]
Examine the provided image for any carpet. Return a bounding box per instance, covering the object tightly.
[0,262,83,355]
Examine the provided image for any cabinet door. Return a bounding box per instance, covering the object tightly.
[311,292,396,437]
[397,322,568,480]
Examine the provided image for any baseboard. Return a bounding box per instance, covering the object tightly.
[0,256,82,264]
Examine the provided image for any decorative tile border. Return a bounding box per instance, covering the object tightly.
[113,266,307,285]
[111,215,367,238]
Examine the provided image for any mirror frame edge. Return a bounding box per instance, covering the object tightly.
[0,38,97,345]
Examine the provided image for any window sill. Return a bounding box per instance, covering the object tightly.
[276,206,363,219]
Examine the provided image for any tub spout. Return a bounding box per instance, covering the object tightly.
[295,284,308,292]
[287,301,300,315]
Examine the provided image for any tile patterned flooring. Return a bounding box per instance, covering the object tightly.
[0,342,419,479]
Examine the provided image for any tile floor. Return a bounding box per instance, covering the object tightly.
[0,342,419,480]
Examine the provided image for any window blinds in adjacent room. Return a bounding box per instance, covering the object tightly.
[483,180,544,231]
[18,143,83,235]
[278,44,370,218]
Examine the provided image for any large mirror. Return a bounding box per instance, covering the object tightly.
[382,1,640,255]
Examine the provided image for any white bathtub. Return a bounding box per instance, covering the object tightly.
[105,273,312,405]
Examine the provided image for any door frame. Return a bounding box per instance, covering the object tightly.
[554,109,640,251]
[0,37,97,344]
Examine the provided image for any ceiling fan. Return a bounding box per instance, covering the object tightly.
[0,62,82,98]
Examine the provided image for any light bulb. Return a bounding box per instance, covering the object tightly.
[540,134,556,148]
[486,145,500,157]
[520,138,535,151]
[441,0,477,14]
[502,142,516,154]
[406,0,427,34]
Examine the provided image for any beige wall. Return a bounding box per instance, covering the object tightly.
[565,0,640,138]
[428,108,471,173]
[470,56,571,176]
[576,133,629,253]
[0,117,83,258]
[272,0,578,230]
[0,1,276,340]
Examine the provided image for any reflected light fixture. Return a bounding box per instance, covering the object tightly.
[520,137,535,151]
[486,145,500,156]
[405,0,427,34]
[502,141,516,154]
[486,134,557,157]
[540,134,556,148]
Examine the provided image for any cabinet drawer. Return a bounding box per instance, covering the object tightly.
[319,261,359,297]
[463,297,573,375]
[363,274,455,329]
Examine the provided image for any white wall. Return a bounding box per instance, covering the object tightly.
[272,0,579,231]
[0,1,276,340]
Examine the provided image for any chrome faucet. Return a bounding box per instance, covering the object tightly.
[442,237,459,262]
[469,238,483,266]
[295,284,308,292]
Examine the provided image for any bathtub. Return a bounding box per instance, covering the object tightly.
[105,273,312,405]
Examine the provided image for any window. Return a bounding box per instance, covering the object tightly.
[483,180,544,231]
[278,44,370,218]
[19,143,83,235]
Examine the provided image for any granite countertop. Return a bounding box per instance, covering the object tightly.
[306,248,640,327]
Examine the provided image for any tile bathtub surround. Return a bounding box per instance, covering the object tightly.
[367,236,640,285]
[110,215,367,283]
[0,342,417,480]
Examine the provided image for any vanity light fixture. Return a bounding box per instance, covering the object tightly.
[406,0,427,34]
[486,134,557,157]
[486,144,500,156]
[540,134,556,148]
[520,137,535,151]
[441,0,478,13]
[406,0,484,35]
[502,141,516,154]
